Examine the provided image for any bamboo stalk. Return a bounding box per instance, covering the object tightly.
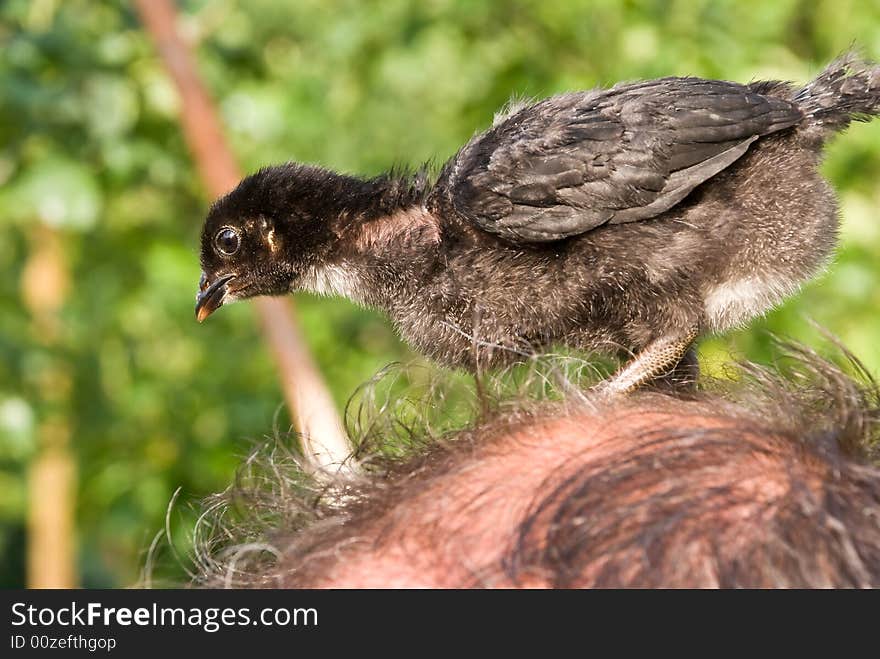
[135,0,355,475]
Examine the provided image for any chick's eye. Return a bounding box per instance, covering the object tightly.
[215,228,240,255]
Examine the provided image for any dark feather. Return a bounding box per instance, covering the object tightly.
[437,77,803,242]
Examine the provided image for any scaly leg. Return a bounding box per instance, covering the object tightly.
[596,328,700,396]
[651,345,700,392]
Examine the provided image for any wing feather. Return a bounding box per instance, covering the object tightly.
[436,77,802,242]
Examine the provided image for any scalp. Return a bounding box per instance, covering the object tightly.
[185,346,880,589]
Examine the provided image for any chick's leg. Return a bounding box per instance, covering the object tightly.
[597,328,700,396]
[652,345,700,392]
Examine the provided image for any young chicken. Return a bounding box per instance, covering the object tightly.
[196,53,880,393]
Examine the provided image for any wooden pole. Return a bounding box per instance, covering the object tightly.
[135,0,355,475]
[23,227,76,588]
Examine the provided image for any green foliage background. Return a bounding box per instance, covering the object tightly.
[1,0,879,587]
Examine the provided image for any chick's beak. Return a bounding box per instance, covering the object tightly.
[195,273,235,323]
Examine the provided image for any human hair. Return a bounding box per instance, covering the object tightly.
[174,343,880,588]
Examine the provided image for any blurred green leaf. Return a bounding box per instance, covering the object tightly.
[7,157,102,230]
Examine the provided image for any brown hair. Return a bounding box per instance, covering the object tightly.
[183,344,880,588]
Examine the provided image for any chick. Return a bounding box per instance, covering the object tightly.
[196,54,880,393]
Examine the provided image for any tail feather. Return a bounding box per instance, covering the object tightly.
[795,51,880,139]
